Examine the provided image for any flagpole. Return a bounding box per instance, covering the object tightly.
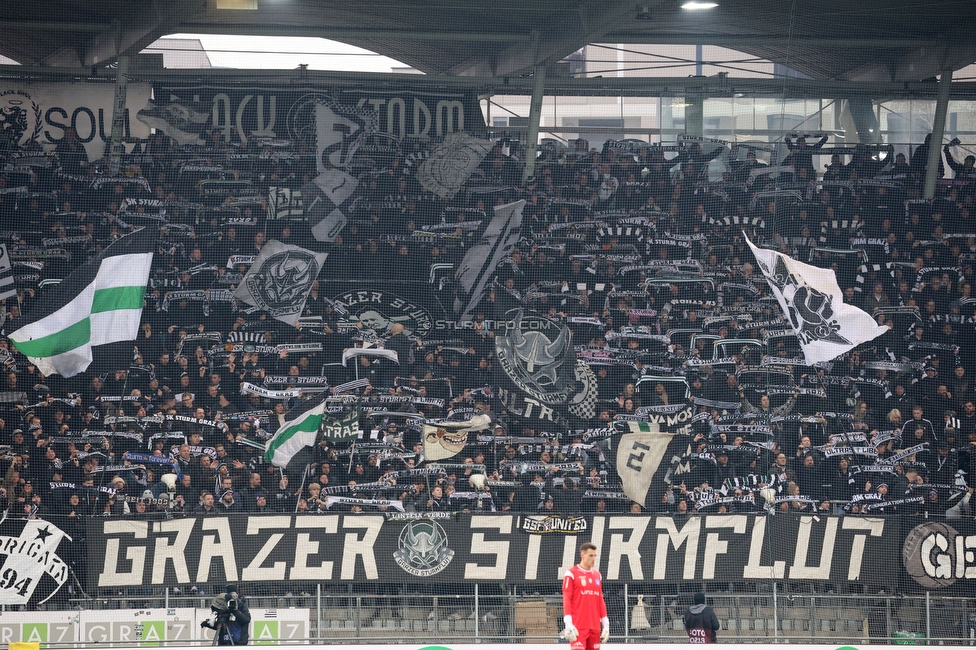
[295,463,312,513]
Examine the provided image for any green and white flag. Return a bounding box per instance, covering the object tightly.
[9,227,156,378]
[264,400,327,467]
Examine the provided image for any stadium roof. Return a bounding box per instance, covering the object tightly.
[1,0,975,83]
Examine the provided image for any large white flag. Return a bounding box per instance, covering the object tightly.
[745,235,888,365]
[234,240,327,326]
[616,421,675,506]
[417,132,494,199]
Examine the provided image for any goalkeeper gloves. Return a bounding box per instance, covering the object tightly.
[563,615,579,642]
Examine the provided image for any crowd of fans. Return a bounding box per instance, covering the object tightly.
[1,124,976,523]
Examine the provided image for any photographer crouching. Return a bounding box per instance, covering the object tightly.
[200,584,251,645]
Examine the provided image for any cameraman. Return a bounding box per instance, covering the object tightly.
[201,584,251,645]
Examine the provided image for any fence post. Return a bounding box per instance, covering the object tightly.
[925,591,931,642]
[475,583,480,642]
[773,582,779,642]
[660,595,666,639]
[885,596,892,644]
[356,596,362,638]
[316,583,322,641]
[624,583,629,643]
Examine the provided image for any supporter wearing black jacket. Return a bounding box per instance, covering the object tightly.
[944,140,976,179]
[846,143,894,179]
[683,592,720,644]
[902,405,938,443]
[784,134,828,177]
[909,133,944,182]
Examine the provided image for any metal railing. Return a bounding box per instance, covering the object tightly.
[42,587,976,645]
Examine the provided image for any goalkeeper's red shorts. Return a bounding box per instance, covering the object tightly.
[570,628,601,650]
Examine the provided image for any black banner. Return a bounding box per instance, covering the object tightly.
[320,281,449,343]
[149,86,487,146]
[88,513,910,588]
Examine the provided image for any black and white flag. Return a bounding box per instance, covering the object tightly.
[234,240,327,326]
[614,419,693,506]
[454,199,524,322]
[0,244,15,301]
[320,411,362,441]
[417,132,494,199]
[136,99,211,146]
[302,170,358,242]
[267,186,304,220]
[0,518,72,605]
[746,235,887,365]
[302,101,377,242]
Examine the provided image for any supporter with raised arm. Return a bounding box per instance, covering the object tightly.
[784,133,829,177]
[943,139,976,180]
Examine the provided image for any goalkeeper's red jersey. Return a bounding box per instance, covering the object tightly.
[562,564,607,631]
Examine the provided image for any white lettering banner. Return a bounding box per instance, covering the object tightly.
[0,84,152,160]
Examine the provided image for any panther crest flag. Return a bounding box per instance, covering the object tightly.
[745,235,887,365]
[234,240,327,326]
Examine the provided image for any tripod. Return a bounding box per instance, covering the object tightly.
[211,620,226,646]
[206,615,233,646]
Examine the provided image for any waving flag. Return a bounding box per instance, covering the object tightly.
[0,244,15,301]
[137,99,211,147]
[454,200,523,322]
[417,132,494,199]
[423,414,492,461]
[615,418,694,506]
[264,399,327,467]
[234,240,327,326]
[745,235,887,365]
[303,100,377,242]
[0,519,72,605]
[9,228,155,378]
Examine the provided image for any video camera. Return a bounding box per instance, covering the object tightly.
[211,591,240,618]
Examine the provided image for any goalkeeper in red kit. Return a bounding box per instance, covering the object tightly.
[562,542,610,649]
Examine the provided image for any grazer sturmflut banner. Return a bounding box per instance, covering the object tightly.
[89,513,905,588]
[148,86,487,146]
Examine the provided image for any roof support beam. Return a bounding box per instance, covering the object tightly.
[2,64,976,102]
[600,34,932,49]
[447,0,654,77]
[923,69,952,200]
[185,24,531,42]
[0,21,110,33]
[521,64,547,186]
[39,0,208,68]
